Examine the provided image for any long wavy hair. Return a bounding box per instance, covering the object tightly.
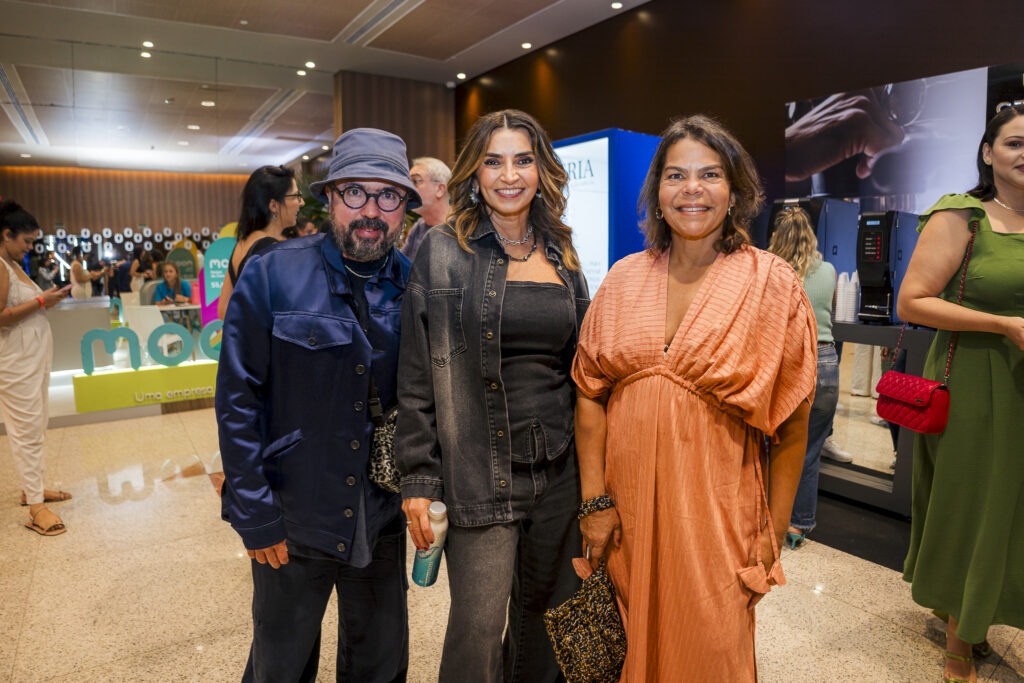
[237,165,295,241]
[638,115,763,255]
[967,104,1024,201]
[447,109,579,270]
[768,206,822,280]
[161,260,183,296]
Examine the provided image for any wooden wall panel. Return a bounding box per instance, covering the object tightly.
[0,166,248,235]
[455,0,1024,203]
[333,71,455,166]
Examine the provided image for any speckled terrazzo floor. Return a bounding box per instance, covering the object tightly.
[1,408,1020,682]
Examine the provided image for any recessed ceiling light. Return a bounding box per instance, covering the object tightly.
[302,155,310,160]
[321,145,329,151]
[140,51,152,58]
[239,19,248,25]
[164,98,174,105]
[142,40,154,48]
[187,124,201,130]
[521,42,532,49]
[456,72,467,80]
[20,153,31,158]
[177,140,189,146]
[296,70,306,76]
[201,100,215,107]
[611,2,623,8]
[304,61,315,69]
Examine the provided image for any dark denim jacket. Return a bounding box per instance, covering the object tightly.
[395,218,590,526]
[216,234,408,560]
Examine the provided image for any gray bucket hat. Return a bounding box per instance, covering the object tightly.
[308,128,421,210]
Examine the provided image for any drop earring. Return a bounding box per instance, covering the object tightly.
[655,207,663,220]
[469,185,479,204]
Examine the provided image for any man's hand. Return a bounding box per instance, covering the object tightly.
[785,90,905,182]
[402,497,434,551]
[248,540,289,568]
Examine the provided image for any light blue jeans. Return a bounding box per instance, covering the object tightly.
[790,344,840,532]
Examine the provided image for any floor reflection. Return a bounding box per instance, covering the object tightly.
[831,344,898,475]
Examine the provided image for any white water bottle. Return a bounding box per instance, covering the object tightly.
[411,501,448,587]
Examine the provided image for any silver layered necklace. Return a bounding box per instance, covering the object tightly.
[494,223,533,246]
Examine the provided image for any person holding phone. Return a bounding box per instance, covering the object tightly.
[0,201,72,535]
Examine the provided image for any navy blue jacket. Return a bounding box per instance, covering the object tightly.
[216,233,408,561]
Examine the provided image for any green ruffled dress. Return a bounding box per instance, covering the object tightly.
[902,193,1024,643]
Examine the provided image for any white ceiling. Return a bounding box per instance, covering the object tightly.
[0,0,648,174]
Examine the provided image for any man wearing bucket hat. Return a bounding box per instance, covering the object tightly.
[217,127,420,682]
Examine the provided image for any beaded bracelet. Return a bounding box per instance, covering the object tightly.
[578,494,614,519]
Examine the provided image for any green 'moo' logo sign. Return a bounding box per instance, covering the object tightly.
[80,321,223,375]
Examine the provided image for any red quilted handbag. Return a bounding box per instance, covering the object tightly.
[875,371,949,433]
[875,218,978,435]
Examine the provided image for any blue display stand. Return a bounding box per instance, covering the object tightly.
[554,128,660,292]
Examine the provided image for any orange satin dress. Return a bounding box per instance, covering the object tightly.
[572,247,817,682]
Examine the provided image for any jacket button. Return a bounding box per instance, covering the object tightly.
[490,382,498,390]
[344,508,354,518]
[497,258,505,265]
[308,336,316,346]
[350,440,360,450]
[488,290,496,297]
[346,476,356,486]
[499,480,508,487]
[557,265,563,270]
[355,364,366,375]
[485,331,494,339]
[354,401,364,411]
[337,542,346,552]
[496,430,504,437]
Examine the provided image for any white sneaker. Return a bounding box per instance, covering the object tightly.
[821,437,853,463]
[869,415,889,427]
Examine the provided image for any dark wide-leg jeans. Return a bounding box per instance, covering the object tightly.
[439,453,582,683]
[242,532,409,683]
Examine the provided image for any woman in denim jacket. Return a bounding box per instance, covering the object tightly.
[397,109,589,683]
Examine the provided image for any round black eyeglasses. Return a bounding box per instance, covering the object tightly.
[331,184,406,212]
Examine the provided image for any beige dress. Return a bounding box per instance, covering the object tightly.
[572,247,817,681]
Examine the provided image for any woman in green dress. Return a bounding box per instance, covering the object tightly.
[898,104,1024,683]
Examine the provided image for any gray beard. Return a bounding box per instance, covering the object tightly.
[331,217,396,261]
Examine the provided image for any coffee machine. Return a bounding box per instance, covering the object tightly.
[856,211,918,323]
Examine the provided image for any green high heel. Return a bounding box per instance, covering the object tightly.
[785,530,806,549]
[943,650,975,683]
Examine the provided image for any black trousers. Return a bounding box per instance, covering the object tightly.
[242,532,409,683]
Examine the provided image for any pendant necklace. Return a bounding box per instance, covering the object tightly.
[505,235,538,262]
[993,196,1024,214]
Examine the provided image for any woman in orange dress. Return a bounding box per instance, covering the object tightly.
[572,115,817,681]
